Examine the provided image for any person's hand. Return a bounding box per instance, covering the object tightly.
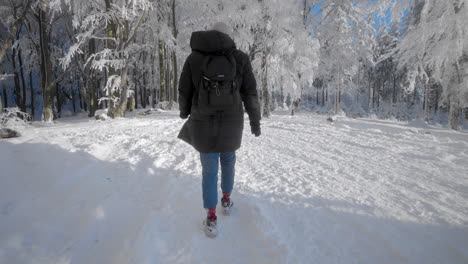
[250,121,261,137]
[180,112,189,119]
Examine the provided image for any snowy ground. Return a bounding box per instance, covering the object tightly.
[1,111,468,264]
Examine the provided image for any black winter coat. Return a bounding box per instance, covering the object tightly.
[177,30,261,153]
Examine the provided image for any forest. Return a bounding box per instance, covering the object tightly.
[0,0,467,129]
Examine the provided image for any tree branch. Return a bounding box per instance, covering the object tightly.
[0,0,33,63]
[124,9,148,49]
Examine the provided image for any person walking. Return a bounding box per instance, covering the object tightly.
[177,22,261,237]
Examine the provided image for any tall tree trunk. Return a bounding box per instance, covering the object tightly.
[172,50,178,104]
[321,87,324,107]
[77,85,82,112]
[159,39,165,102]
[29,70,34,119]
[104,0,117,114]
[335,81,340,114]
[89,70,97,117]
[0,87,3,113]
[110,65,129,117]
[368,71,372,111]
[424,83,430,122]
[261,51,270,117]
[3,85,8,109]
[325,85,328,106]
[55,82,61,118]
[151,51,156,107]
[139,79,143,108]
[164,45,171,103]
[448,63,463,130]
[316,87,319,106]
[448,97,460,130]
[79,74,88,112]
[18,48,27,112]
[171,0,178,105]
[38,0,55,122]
[141,51,147,109]
[12,44,23,111]
[88,38,97,117]
[392,73,397,104]
[72,86,77,113]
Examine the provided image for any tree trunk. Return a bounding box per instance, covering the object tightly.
[141,51,147,109]
[368,71,372,111]
[88,38,97,117]
[448,98,460,130]
[18,48,27,112]
[109,65,129,118]
[78,85,83,112]
[448,63,463,130]
[88,70,97,117]
[138,82,143,108]
[151,51,156,107]
[423,83,430,122]
[392,73,397,104]
[316,87,319,106]
[104,0,117,114]
[0,0,32,63]
[29,70,34,119]
[2,85,8,109]
[164,45,171,103]
[128,85,136,112]
[325,85,328,106]
[172,50,178,104]
[159,39,165,102]
[171,0,178,105]
[39,1,55,122]
[79,75,88,112]
[0,87,3,113]
[335,83,340,114]
[12,44,23,111]
[72,86,77,113]
[261,51,270,118]
[55,82,61,118]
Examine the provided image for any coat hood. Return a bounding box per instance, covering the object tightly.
[190,30,236,54]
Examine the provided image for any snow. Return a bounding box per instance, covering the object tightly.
[1,111,467,263]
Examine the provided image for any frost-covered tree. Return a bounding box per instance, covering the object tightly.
[0,0,34,114]
[310,0,385,114]
[62,0,152,118]
[394,0,468,129]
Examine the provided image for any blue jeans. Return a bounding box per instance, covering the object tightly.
[200,152,236,209]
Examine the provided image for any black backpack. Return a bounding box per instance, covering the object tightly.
[197,52,240,111]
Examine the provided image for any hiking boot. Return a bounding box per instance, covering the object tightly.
[203,216,217,238]
[221,197,233,215]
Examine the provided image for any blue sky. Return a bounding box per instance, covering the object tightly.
[308,1,408,35]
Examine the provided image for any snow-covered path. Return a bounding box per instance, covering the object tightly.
[1,111,467,264]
